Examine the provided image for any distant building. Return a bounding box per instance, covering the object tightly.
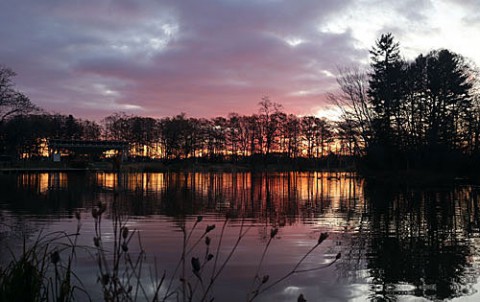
[48,139,129,162]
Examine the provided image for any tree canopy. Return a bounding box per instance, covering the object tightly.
[334,33,478,171]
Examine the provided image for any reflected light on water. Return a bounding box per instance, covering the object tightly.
[88,172,365,229]
[3,171,480,301]
[18,172,68,193]
[96,172,117,190]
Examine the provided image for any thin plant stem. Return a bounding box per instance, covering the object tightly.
[200,217,252,302]
[247,228,277,300]
[249,242,330,301]
[210,217,228,281]
[162,219,201,301]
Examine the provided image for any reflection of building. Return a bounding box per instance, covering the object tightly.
[18,172,68,193]
[96,173,119,190]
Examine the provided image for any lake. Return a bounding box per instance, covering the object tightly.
[0,171,479,301]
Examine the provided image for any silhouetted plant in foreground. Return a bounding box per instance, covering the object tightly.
[1,204,340,302]
[247,231,341,302]
[169,217,341,302]
[0,213,89,302]
[91,200,161,301]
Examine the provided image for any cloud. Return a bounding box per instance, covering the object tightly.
[0,0,478,120]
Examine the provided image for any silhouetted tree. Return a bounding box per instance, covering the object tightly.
[227,113,242,161]
[3,114,52,157]
[315,118,333,158]
[334,33,477,170]
[102,112,131,141]
[301,116,319,158]
[258,97,283,160]
[0,66,39,154]
[423,49,472,149]
[329,67,373,153]
[204,117,227,160]
[126,116,158,157]
[283,114,301,159]
[368,33,404,147]
[235,115,256,157]
[245,114,262,157]
[0,66,38,124]
[159,113,193,160]
[79,120,102,140]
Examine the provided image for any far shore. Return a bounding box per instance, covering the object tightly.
[1,160,479,185]
[0,160,355,173]
[0,160,354,173]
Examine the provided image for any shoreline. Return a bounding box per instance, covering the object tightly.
[0,160,355,173]
[0,165,353,173]
[0,161,477,184]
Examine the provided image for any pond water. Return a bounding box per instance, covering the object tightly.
[1,171,480,301]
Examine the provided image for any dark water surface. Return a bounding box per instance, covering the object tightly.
[1,171,480,301]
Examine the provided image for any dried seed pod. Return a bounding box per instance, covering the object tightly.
[207,254,214,261]
[318,232,328,245]
[122,227,129,239]
[298,294,307,302]
[51,251,60,264]
[270,228,279,239]
[98,203,106,214]
[205,224,215,233]
[261,275,269,284]
[191,257,201,272]
[196,216,203,223]
[102,274,110,285]
[122,242,128,252]
[205,236,211,246]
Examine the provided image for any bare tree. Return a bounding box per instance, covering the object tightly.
[0,66,38,123]
[258,96,283,159]
[328,66,373,153]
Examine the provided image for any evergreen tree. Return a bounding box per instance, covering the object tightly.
[368,33,404,146]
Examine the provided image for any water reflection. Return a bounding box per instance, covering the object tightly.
[18,172,68,194]
[340,180,480,301]
[1,172,480,300]
[90,172,364,224]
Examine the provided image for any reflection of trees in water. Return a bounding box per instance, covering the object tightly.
[142,171,364,226]
[2,171,364,221]
[344,180,480,301]
[5,172,480,300]
[0,173,97,216]
[0,173,100,245]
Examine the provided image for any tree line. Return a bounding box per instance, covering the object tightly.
[1,73,347,164]
[2,33,480,171]
[330,33,480,172]
[100,100,339,162]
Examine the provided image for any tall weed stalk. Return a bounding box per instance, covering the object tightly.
[1,201,340,302]
[0,213,89,302]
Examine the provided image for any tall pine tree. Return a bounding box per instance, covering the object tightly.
[368,33,404,147]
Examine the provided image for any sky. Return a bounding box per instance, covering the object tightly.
[1,0,480,121]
